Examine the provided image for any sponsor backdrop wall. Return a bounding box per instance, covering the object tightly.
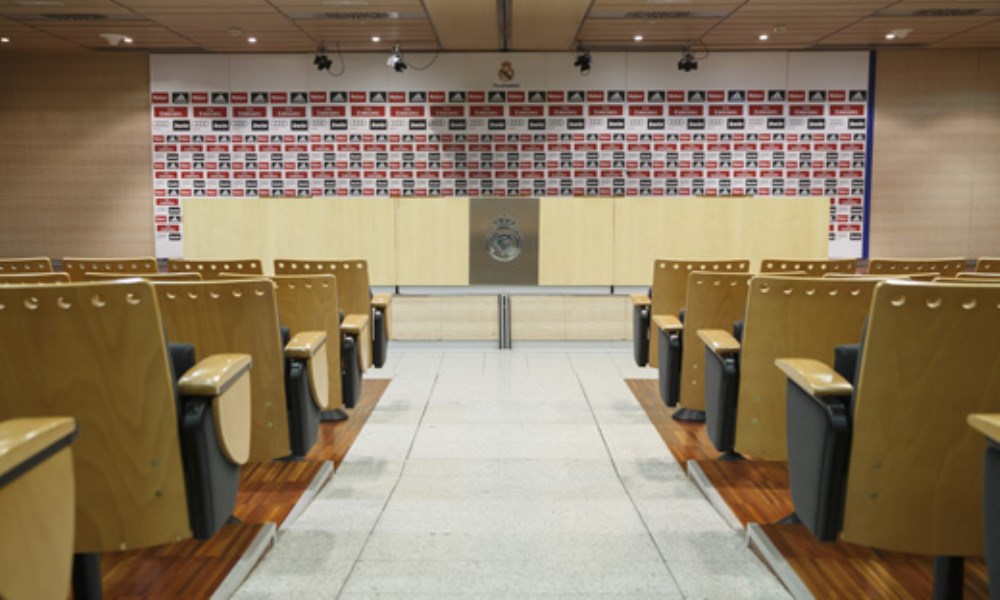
[149,52,870,260]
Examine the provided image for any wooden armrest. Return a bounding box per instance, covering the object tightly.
[0,417,77,481]
[697,329,741,356]
[653,314,683,333]
[341,313,370,335]
[285,331,328,359]
[178,354,252,396]
[774,358,854,398]
[630,293,651,307]
[969,414,1000,444]
[371,293,392,309]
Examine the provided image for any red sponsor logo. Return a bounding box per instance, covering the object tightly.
[627,91,645,102]
[428,91,446,103]
[709,105,743,116]
[669,105,704,116]
[349,92,366,103]
[272,106,306,118]
[830,104,865,116]
[507,91,525,102]
[667,91,685,102]
[749,105,783,116]
[309,92,326,102]
[312,106,346,117]
[431,105,465,117]
[151,92,169,104]
[390,106,426,117]
[788,90,806,102]
[234,106,267,118]
[154,107,188,118]
[707,91,725,102]
[588,105,623,116]
[194,107,227,118]
[629,105,663,116]
[790,105,824,116]
[191,92,208,104]
[510,105,544,117]
[587,91,604,102]
[231,92,249,104]
[747,90,765,102]
[470,105,504,117]
[549,105,583,116]
[468,91,485,102]
[270,92,288,103]
[388,92,406,103]
[829,90,847,102]
[351,106,385,117]
[547,91,565,102]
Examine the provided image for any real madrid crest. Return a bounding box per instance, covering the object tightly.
[497,60,515,82]
[485,214,522,262]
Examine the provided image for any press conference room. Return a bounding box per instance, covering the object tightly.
[1,1,999,598]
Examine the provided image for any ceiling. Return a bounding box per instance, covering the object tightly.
[0,0,998,53]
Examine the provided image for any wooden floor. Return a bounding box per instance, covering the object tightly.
[98,377,390,599]
[626,376,992,599]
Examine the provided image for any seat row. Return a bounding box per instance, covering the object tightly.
[631,256,1000,597]
[0,258,393,599]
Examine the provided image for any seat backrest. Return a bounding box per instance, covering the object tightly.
[735,276,880,459]
[0,272,70,284]
[153,279,289,462]
[61,257,159,281]
[649,259,749,367]
[83,272,203,282]
[975,257,1000,273]
[958,272,1000,281]
[679,272,754,411]
[167,259,263,279]
[760,258,857,275]
[0,281,190,553]
[842,281,1000,556]
[270,275,343,411]
[0,257,52,274]
[867,257,965,277]
[274,259,372,317]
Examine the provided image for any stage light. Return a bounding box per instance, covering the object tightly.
[387,44,407,72]
[573,48,591,75]
[678,49,698,72]
[314,53,333,71]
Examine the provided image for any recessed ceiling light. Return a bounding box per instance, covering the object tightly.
[758,33,769,41]
[247,36,258,43]
[633,34,644,42]
[885,32,896,40]
[371,35,380,42]
[0,37,9,43]
[123,36,133,44]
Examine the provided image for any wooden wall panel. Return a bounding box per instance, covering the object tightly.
[0,52,152,258]
[612,197,829,285]
[539,197,615,285]
[511,295,629,340]
[390,296,498,340]
[871,49,1000,258]
[181,199,270,270]
[395,197,469,285]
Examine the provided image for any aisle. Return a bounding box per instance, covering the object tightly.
[235,347,789,599]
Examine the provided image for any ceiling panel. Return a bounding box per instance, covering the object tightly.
[422,0,495,50]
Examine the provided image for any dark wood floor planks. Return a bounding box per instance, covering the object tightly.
[97,377,391,598]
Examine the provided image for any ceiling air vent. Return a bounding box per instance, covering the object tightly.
[41,13,106,20]
[911,8,982,17]
[321,11,392,20]
[624,11,693,20]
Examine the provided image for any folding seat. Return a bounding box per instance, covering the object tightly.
[0,280,251,599]
[82,271,203,282]
[775,281,1000,596]
[969,414,1000,597]
[0,272,70,284]
[631,260,749,383]
[61,257,159,281]
[153,278,328,459]
[698,276,878,460]
[957,272,1000,281]
[867,257,966,277]
[759,258,857,275]
[0,417,77,599]
[167,258,264,279]
[274,259,392,370]
[0,256,53,274]
[975,257,1000,273]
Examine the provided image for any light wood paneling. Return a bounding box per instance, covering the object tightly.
[181,199,269,268]
[511,295,629,340]
[423,0,498,50]
[539,197,615,286]
[396,197,469,286]
[390,295,497,340]
[0,53,152,258]
[613,197,829,285]
[512,0,591,50]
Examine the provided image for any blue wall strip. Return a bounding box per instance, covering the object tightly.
[862,50,877,259]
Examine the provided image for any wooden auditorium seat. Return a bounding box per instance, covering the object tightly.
[975,258,1000,273]
[698,275,879,460]
[0,272,70,284]
[274,259,392,370]
[759,258,857,275]
[0,257,53,274]
[969,414,1000,596]
[61,257,158,281]
[631,259,750,374]
[153,278,328,459]
[82,271,203,281]
[0,417,77,600]
[0,280,251,599]
[957,272,1000,281]
[867,257,965,277]
[167,258,264,279]
[775,281,1000,595]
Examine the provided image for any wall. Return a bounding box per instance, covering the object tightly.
[0,52,153,259]
[870,49,1000,258]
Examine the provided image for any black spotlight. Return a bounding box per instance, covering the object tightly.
[573,49,591,75]
[314,53,333,71]
[678,49,698,72]
[387,44,407,72]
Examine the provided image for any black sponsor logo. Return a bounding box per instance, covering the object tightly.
[369,91,387,102]
[409,119,427,130]
[728,90,745,102]
[808,118,826,129]
[647,118,665,130]
[251,92,269,104]
[687,118,705,130]
[767,118,785,129]
[567,118,585,130]
[687,90,705,102]
[330,119,348,130]
[169,233,182,241]
[291,120,309,130]
[608,90,625,102]
[488,119,506,130]
[727,118,745,129]
[251,120,269,131]
[607,118,625,129]
[809,90,827,102]
[330,91,348,102]
[768,90,786,101]
[448,119,467,130]
[171,92,189,104]
[648,90,665,102]
[849,90,867,102]
[449,91,466,102]
[528,118,546,130]
[488,91,505,102]
[568,90,585,102]
[172,121,191,131]
[529,91,546,102]
[850,232,863,241]
[848,118,866,129]
[211,92,229,104]
[290,92,308,104]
